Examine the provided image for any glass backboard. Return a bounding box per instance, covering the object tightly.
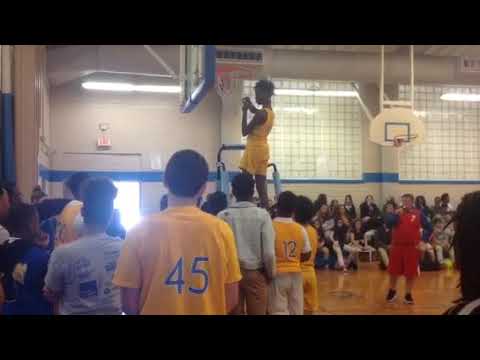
[180,45,216,113]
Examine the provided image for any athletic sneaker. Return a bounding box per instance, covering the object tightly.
[386,289,397,302]
[404,293,414,305]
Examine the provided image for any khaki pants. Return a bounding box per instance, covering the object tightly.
[232,269,268,315]
[268,272,303,315]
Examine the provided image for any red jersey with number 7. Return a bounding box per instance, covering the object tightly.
[391,209,422,246]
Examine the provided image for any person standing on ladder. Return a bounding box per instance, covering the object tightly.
[240,80,275,209]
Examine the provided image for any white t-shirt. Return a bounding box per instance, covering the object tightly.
[0,224,10,245]
[45,233,122,315]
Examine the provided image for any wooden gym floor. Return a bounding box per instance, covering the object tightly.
[315,262,460,315]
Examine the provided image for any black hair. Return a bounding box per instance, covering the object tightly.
[8,203,39,242]
[231,173,255,201]
[254,79,275,97]
[82,177,117,226]
[165,150,208,198]
[277,191,297,216]
[0,181,22,206]
[65,172,90,200]
[415,195,427,209]
[160,194,168,211]
[294,196,314,225]
[201,191,228,216]
[452,191,480,302]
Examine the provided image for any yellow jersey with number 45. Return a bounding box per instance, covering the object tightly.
[113,206,242,315]
[273,217,311,274]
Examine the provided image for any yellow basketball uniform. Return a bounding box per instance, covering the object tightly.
[268,217,310,315]
[240,108,275,177]
[300,224,319,313]
[113,206,242,315]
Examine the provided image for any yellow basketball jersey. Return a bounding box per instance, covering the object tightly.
[273,218,306,273]
[246,108,274,146]
[301,224,318,271]
[113,206,242,315]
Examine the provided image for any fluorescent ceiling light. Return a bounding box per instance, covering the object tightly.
[275,89,357,97]
[440,93,480,102]
[82,81,181,94]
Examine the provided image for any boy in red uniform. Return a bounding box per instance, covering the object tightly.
[385,193,429,305]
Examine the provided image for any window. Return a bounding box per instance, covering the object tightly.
[243,79,362,180]
[113,181,141,231]
[399,85,480,181]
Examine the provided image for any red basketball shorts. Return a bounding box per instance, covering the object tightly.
[388,245,420,279]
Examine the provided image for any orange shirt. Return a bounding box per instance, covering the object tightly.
[301,224,319,271]
[273,217,311,273]
[113,206,242,315]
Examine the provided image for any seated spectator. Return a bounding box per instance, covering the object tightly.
[430,217,454,268]
[313,193,327,215]
[384,195,398,209]
[332,217,349,272]
[44,178,122,315]
[344,194,357,221]
[445,191,480,315]
[329,199,339,216]
[334,205,351,228]
[432,196,443,215]
[360,195,382,233]
[344,220,364,271]
[0,204,52,315]
[440,193,454,213]
[315,204,335,243]
[415,195,434,222]
[373,203,394,270]
[314,225,330,270]
[201,191,228,216]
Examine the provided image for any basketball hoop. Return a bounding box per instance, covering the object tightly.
[215,65,255,99]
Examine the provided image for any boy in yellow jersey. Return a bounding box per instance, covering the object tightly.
[113,150,242,315]
[240,80,275,209]
[294,196,319,315]
[269,191,311,315]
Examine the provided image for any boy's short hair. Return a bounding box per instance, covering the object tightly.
[277,191,297,216]
[82,178,118,226]
[165,150,208,197]
[202,191,228,216]
[65,173,90,200]
[294,196,314,224]
[401,193,414,202]
[255,79,275,97]
[231,173,255,201]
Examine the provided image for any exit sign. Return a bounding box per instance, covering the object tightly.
[459,57,480,73]
[97,135,111,149]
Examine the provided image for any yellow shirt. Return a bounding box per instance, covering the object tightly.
[113,206,242,315]
[246,108,274,147]
[301,224,319,271]
[273,217,311,274]
[56,200,83,247]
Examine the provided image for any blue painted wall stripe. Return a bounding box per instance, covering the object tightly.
[1,93,16,183]
[39,167,480,185]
